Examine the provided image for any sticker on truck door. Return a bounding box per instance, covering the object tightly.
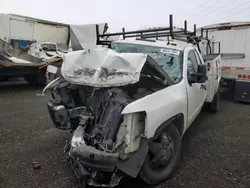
[160,48,180,55]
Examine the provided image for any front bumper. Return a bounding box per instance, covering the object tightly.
[68,138,149,187]
[69,144,122,187]
[70,144,119,172]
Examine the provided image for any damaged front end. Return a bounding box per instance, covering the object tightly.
[47,48,173,187]
[68,88,149,187]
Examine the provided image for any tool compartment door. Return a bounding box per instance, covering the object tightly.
[203,55,221,102]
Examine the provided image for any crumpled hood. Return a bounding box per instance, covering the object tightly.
[61,48,148,87]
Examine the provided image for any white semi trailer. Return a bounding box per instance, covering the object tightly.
[197,22,250,102]
[0,13,69,49]
[0,13,109,85]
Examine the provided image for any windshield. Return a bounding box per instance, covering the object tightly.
[111,42,182,82]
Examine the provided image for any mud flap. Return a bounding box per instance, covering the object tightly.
[234,80,250,102]
[116,138,149,178]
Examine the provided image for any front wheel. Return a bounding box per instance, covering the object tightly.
[139,123,181,185]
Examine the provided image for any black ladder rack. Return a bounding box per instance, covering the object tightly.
[95,14,219,55]
[96,14,200,45]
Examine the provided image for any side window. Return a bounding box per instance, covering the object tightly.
[187,50,199,74]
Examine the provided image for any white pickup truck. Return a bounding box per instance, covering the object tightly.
[46,16,221,187]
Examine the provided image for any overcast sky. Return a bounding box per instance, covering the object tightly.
[1,0,250,31]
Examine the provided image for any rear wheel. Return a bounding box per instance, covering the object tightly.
[24,74,46,85]
[139,124,181,185]
[0,77,8,82]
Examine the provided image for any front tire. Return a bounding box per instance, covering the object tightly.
[139,123,181,185]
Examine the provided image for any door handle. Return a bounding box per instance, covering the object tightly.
[200,84,207,90]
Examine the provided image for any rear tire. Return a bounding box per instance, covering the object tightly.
[24,74,46,85]
[0,77,8,82]
[210,90,220,113]
[139,123,181,185]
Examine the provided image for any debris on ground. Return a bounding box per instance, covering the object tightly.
[32,161,41,170]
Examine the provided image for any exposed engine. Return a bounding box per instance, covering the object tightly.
[48,70,165,130]
[78,87,129,152]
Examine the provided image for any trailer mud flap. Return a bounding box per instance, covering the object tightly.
[234,80,250,102]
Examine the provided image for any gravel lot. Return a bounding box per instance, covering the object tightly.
[0,79,250,188]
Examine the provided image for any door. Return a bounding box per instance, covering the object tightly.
[186,49,205,126]
[194,48,207,102]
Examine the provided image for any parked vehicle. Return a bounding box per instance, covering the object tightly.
[0,39,62,85]
[197,22,250,102]
[0,13,109,85]
[45,15,221,187]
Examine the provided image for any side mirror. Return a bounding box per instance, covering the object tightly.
[188,64,207,84]
[197,64,207,83]
[188,72,197,84]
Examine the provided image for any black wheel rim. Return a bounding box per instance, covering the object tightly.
[147,132,174,172]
